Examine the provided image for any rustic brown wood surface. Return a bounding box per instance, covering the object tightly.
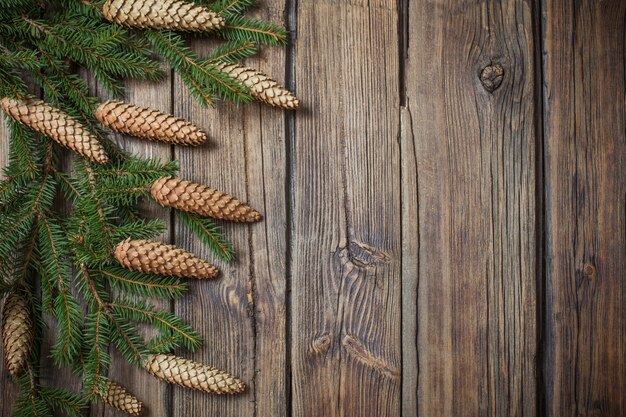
[404,1,539,416]
[542,1,626,416]
[1,0,625,416]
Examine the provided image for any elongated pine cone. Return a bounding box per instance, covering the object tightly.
[151,176,262,223]
[213,62,299,109]
[0,97,108,164]
[144,354,245,395]
[2,292,33,377]
[102,0,225,31]
[114,238,219,279]
[95,100,207,146]
[101,381,144,416]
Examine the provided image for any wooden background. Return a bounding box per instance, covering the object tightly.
[2,0,625,416]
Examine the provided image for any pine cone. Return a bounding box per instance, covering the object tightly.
[150,177,262,223]
[2,292,33,377]
[0,97,108,164]
[95,100,207,146]
[214,62,299,109]
[144,354,245,395]
[102,0,225,32]
[101,380,144,416]
[114,238,219,279]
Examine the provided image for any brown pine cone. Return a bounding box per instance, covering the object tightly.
[2,292,33,377]
[95,100,207,146]
[213,62,299,109]
[102,0,225,32]
[150,176,262,223]
[100,380,144,416]
[144,354,245,395]
[0,97,108,164]
[114,238,219,279]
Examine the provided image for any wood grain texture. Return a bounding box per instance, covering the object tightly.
[404,1,539,416]
[542,1,626,416]
[291,1,402,416]
[4,0,626,416]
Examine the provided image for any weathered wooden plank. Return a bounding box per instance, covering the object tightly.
[404,1,538,416]
[171,1,289,414]
[172,59,255,417]
[291,1,402,416]
[242,3,289,416]
[542,1,626,416]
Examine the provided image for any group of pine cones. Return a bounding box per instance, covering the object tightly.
[1,0,300,415]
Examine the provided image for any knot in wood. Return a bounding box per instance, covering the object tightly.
[583,263,596,277]
[480,64,504,93]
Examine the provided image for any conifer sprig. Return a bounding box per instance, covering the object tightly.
[0,0,289,414]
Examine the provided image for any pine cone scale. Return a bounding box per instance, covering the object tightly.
[103,0,225,31]
[151,177,262,223]
[114,239,219,279]
[2,292,34,377]
[101,381,144,416]
[1,97,108,164]
[95,100,207,146]
[144,354,245,395]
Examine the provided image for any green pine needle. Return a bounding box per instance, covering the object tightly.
[219,15,288,46]
[204,40,258,64]
[178,211,235,262]
[98,266,188,299]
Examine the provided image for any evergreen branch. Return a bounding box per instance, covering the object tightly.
[146,333,181,353]
[204,40,257,64]
[146,30,252,105]
[107,311,148,367]
[39,387,87,417]
[109,299,202,351]
[0,0,284,411]
[109,218,166,242]
[210,0,256,16]
[218,15,287,46]
[98,266,187,299]
[38,217,83,365]
[178,211,235,262]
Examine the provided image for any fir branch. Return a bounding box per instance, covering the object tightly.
[204,40,257,64]
[107,311,149,367]
[39,387,87,417]
[218,15,287,46]
[0,0,283,412]
[146,332,182,353]
[37,217,83,365]
[210,0,256,17]
[109,299,202,351]
[98,266,187,299]
[146,30,252,105]
[178,211,235,262]
[109,218,166,242]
